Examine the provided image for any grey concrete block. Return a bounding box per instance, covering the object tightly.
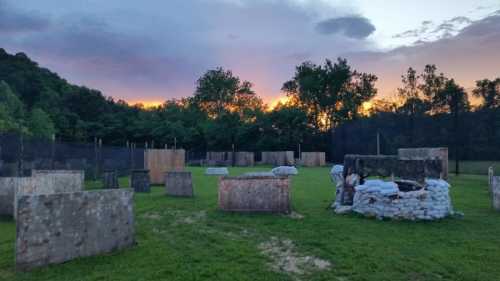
[165,171,194,197]
[103,170,119,189]
[130,170,150,193]
[205,167,229,176]
[15,189,135,271]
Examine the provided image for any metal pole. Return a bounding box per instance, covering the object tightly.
[94,137,98,180]
[376,131,380,155]
[17,134,23,176]
[51,134,55,169]
[174,137,177,150]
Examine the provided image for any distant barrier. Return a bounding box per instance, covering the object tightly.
[261,151,294,166]
[144,149,185,184]
[300,152,326,167]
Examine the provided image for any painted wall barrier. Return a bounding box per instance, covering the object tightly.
[144,149,185,184]
[15,189,135,271]
[218,175,291,213]
[261,151,295,166]
[165,171,194,197]
[300,152,326,167]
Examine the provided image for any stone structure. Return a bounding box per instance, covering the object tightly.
[271,166,298,176]
[218,175,291,213]
[130,169,150,193]
[16,189,135,271]
[398,147,448,179]
[330,165,344,209]
[352,179,453,220]
[103,170,119,189]
[331,153,453,220]
[341,154,442,205]
[205,167,229,176]
[300,152,326,167]
[165,171,194,197]
[261,151,295,166]
[491,173,500,211]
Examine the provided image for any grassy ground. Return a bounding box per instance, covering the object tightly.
[1,167,499,281]
[449,161,500,175]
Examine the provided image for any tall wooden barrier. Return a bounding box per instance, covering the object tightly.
[300,152,326,167]
[261,151,295,166]
[144,149,185,184]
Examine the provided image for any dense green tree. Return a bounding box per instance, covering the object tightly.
[0,81,26,133]
[433,79,470,174]
[28,108,56,138]
[473,78,500,109]
[282,58,377,131]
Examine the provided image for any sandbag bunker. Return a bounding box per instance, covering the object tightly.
[331,153,455,220]
[0,170,135,271]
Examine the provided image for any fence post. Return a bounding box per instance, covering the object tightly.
[93,137,98,180]
[19,134,24,176]
[51,134,55,169]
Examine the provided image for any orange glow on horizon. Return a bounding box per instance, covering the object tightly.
[268,96,291,110]
[128,100,163,108]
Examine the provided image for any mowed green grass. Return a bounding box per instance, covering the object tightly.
[449,161,500,175]
[1,167,500,281]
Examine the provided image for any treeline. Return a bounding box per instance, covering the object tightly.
[0,48,499,160]
[331,66,500,162]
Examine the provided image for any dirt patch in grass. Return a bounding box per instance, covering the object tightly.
[141,212,162,220]
[174,210,207,225]
[259,237,331,278]
[287,211,305,220]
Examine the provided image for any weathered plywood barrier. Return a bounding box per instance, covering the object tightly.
[234,152,254,167]
[0,177,29,216]
[491,176,500,211]
[261,151,295,166]
[16,189,135,271]
[144,149,185,184]
[218,176,291,213]
[165,171,194,197]
[206,151,254,167]
[31,170,84,192]
[398,147,448,179]
[300,152,326,167]
[0,170,84,217]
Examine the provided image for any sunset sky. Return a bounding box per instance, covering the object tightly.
[1,0,500,105]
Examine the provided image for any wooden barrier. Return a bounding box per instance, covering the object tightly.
[144,149,185,184]
[261,151,295,166]
[206,151,254,167]
[300,152,326,167]
[218,175,290,213]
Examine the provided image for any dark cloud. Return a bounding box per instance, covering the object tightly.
[315,16,375,39]
[0,0,50,34]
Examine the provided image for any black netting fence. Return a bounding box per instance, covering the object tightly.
[331,111,500,175]
[0,133,144,179]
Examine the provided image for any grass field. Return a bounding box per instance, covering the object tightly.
[449,161,500,175]
[1,167,500,281]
